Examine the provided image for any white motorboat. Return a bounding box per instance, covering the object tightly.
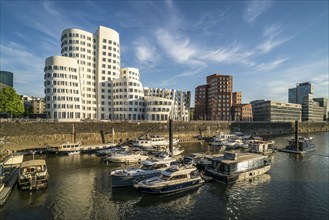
[210,132,237,146]
[133,164,204,194]
[132,136,180,149]
[18,159,49,190]
[105,149,149,164]
[110,157,177,187]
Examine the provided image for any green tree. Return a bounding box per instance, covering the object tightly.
[0,87,24,117]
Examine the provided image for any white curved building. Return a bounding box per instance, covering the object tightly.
[45,25,191,122]
[113,68,145,120]
[60,26,120,120]
[44,56,82,121]
[144,88,191,121]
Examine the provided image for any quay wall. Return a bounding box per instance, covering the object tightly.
[0,121,328,150]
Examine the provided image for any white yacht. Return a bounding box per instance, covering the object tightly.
[132,136,180,149]
[104,149,149,164]
[110,157,177,187]
[210,132,237,146]
[133,165,204,194]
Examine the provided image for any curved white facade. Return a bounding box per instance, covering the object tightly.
[44,56,82,121]
[144,96,173,121]
[60,26,120,120]
[113,68,145,120]
[144,88,190,121]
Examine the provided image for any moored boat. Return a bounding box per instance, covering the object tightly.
[104,148,149,164]
[279,136,315,154]
[201,152,271,184]
[110,157,177,187]
[132,136,180,149]
[18,159,49,190]
[133,165,204,194]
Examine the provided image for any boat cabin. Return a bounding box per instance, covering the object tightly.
[215,152,267,175]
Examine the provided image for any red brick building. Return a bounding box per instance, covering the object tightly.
[194,85,208,120]
[194,74,251,121]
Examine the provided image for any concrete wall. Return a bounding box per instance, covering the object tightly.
[0,121,328,150]
[0,121,230,150]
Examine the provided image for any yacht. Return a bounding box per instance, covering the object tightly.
[280,136,315,154]
[47,142,81,154]
[18,159,49,190]
[104,149,149,164]
[201,152,271,184]
[133,165,204,194]
[210,132,237,146]
[132,136,180,149]
[110,157,177,187]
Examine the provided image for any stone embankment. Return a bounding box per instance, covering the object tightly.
[0,121,328,151]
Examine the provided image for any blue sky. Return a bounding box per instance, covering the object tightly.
[0,0,328,106]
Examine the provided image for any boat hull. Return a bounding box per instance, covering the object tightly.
[111,172,161,188]
[205,165,271,184]
[135,179,204,194]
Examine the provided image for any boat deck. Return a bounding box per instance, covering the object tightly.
[0,168,19,206]
[278,148,311,154]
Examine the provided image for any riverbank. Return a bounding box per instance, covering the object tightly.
[0,121,328,151]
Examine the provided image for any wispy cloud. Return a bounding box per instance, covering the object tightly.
[155,28,203,66]
[203,44,255,65]
[256,24,291,53]
[0,42,44,96]
[255,57,289,71]
[244,0,272,23]
[133,38,160,67]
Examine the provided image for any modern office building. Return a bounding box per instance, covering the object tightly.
[288,82,315,104]
[0,71,13,90]
[302,97,325,122]
[313,97,328,120]
[231,104,253,121]
[45,26,190,122]
[251,100,302,122]
[288,82,324,121]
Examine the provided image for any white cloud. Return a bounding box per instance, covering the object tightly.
[155,29,201,64]
[255,57,289,71]
[203,44,255,65]
[256,24,292,54]
[244,0,272,23]
[0,42,44,96]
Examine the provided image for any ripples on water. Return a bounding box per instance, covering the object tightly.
[0,132,328,220]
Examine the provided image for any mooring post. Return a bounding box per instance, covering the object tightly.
[295,120,299,151]
[73,123,76,143]
[169,119,173,156]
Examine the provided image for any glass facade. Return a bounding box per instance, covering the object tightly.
[0,71,14,87]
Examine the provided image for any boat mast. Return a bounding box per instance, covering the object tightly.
[169,119,173,156]
[295,120,299,151]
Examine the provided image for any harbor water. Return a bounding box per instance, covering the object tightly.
[1,132,328,220]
